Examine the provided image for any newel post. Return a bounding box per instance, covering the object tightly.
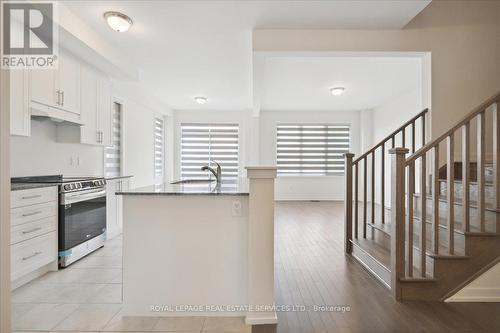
[389,148,408,301]
[344,153,354,254]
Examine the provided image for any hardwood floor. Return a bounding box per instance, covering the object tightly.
[274,201,500,333]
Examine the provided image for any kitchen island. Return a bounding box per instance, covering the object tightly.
[117,167,277,326]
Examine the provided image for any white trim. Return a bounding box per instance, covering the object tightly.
[245,312,278,325]
[446,288,500,302]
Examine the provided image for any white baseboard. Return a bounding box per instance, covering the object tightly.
[245,311,278,325]
[446,288,500,302]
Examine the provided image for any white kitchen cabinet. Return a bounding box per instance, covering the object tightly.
[10,69,30,136]
[57,51,81,114]
[10,186,58,289]
[30,49,81,115]
[80,65,99,144]
[106,177,130,240]
[58,64,112,146]
[98,77,113,147]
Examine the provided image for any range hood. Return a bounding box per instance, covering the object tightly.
[31,102,83,126]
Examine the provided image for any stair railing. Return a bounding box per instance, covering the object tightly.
[390,91,500,300]
[344,108,428,254]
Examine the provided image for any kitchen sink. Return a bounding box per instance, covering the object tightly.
[171,179,215,184]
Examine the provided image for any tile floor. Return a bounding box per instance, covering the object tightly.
[12,235,250,333]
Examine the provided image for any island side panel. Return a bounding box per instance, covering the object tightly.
[122,195,249,316]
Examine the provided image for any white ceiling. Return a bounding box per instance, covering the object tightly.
[259,56,422,111]
[62,0,431,111]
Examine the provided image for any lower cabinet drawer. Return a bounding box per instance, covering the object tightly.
[11,232,57,281]
[11,186,58,208]
[11,216,57,245]
[11,201,58,227]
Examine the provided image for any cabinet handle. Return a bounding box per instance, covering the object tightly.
[97,131,100,143]
[22,227,43,234]
[55,90,60,105]
[21,194,42,200]
[22,251,42,261]
[22,211,42,217]
[100,131,103,143]
[61,91,65,106]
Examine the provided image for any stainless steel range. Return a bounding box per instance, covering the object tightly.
[12,175,107,267]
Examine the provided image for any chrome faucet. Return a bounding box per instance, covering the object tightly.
[201,160,221,185]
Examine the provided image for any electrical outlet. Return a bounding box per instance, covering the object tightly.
[232,200,242,217]
[70,156,74,166]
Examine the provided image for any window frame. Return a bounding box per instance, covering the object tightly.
[275,123,351,177]
[179,123,240,182]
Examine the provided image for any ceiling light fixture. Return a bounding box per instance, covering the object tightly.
[194,97,208,105]
[104,11,133,32]
[330,87,345,96]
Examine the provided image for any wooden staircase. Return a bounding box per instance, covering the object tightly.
[344,92,500,301]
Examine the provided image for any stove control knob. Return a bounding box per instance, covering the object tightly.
[94,180,100,186]
[70,183,76,190]
[64,184,71,191]
[76,183,82,189]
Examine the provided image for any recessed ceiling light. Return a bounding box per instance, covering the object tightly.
[194,97,208,105]
[104,11,133,32]
[330,87,345,96]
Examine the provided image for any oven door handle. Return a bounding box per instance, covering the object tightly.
[62,189,106,205]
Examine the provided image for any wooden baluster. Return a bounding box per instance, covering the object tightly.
[493,103,500,232]
[381,143,386,224]
[389,148,408,301]
[407,162,415,277]
[411,121,416,154]
[420,154,427,277]
[363,157,368,238]
[371,152,375,226]
[354,163,359,238]
[402,128,406,150]
[447,134,455,255]
[477,111,486,232]
[432,145,440,254]
[344,153,354,253]
[462,123,470,232]
[422,112,426,147]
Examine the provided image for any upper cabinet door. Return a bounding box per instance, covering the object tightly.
[80,65,99,145]
[57,51,81,115]
[10,70,30,137]
[30,68,57,107]
[98,76,113,147]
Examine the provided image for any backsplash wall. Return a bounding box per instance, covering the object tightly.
[11,119,104,177]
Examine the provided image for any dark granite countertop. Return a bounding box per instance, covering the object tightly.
[11,183,58,191]
[117,178,249,196]
[105,175,134,181]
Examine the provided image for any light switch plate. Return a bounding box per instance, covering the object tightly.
[232,200,242,217]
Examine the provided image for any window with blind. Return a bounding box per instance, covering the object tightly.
[276,124,350,176]
[181,123,239,182]
[104,103,122,178]
[154,117,165,180]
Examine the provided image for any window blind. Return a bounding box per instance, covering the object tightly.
[276,124,350,176]
[104,103,121,178]
[154,117,165,179]
[181,123,239,182]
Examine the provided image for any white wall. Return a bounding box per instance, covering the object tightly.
[10,120,104,177]
[113,81,172,188]
[259,110,362,201]
[447,263,500,302]
[372,87,423,206]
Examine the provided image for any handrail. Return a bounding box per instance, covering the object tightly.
[406,91,500,165]
[353,108,428,164]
